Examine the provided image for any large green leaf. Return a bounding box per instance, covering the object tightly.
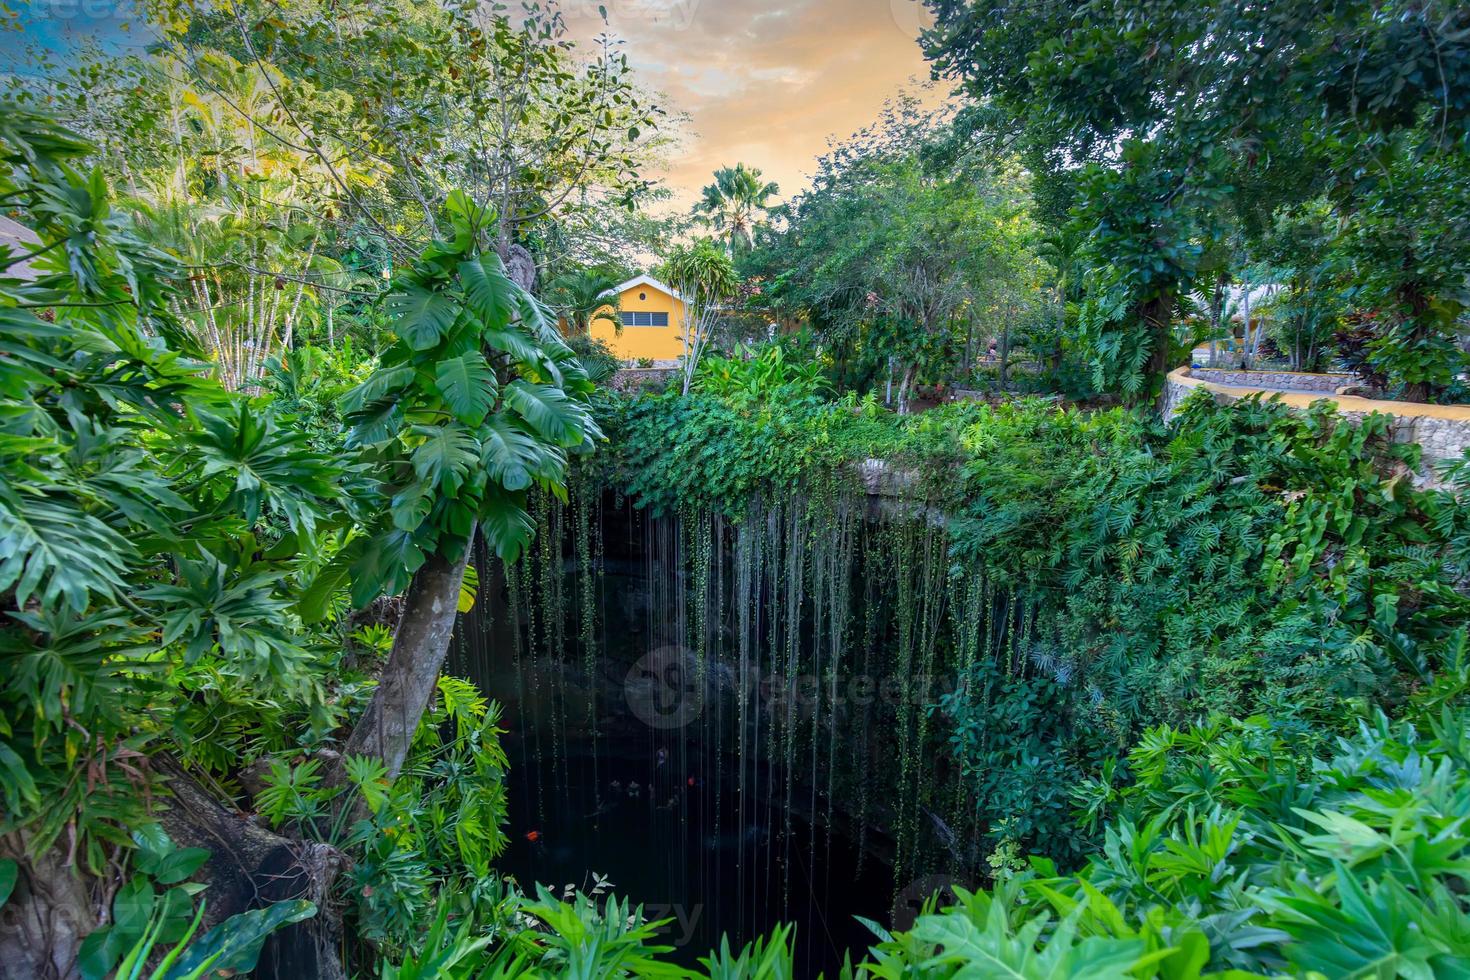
[479,320,546,367]
[0,858,16,906]
[480,486,535,563]
[459,254,516,328]
[409,424,480,495]
[388,284,459,351]
[350,525,428,606]
[390,480,434,532]
[296,538,359,624]
[164,900,316,979]
[479,413,563,492]
[0,491,132,614]
[435,352,496,426]
[1279,868,1449,979]
[345,397,406,449]
[503,380,589,447]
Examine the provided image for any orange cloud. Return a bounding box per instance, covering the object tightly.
[564,0,945,209]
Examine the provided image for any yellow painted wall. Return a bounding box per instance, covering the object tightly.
[588,282,688,362]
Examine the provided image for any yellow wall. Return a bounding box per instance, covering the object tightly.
[588,282,688,363]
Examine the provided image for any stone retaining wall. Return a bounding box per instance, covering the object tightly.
[1190,368,1355,393]
[609,367,678,394]
[1164,367,1470,486]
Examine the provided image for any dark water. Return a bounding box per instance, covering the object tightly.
[449,498,965,977]
[496,728,896,977]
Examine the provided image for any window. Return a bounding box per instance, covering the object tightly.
[619,311,670,327]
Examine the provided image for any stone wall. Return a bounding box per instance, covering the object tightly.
[1190,368,1355,393]
[1164,367,1470,486]
[608,367,679,395]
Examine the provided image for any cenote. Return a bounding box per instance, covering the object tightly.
[447,485,1029,975]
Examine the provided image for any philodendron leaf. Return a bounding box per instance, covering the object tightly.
[435,351,497,426]
[504,380,588,447]
[479,413,558,492]
[410,424,480,495]
[459,253,516,328]
[163,899,316,979]
[458,562,479,613]
[388,283,458,350]
[481,486,535,563]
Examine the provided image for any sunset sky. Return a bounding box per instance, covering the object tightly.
[564,0,943,207]
[7,0,945,208]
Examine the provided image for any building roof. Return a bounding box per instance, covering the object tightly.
[599,273,685,302]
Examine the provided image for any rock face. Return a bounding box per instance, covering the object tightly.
[1164,367,1470,487]
[503,243,536,291]
[609,367,678,394]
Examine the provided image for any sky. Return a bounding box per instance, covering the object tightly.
[6,0,944,208]
[562,0,942,208]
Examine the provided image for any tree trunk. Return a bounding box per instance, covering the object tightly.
[999,304,1012,390]
[0,759,350,980]
[1144,292,1175,409]
[154,757,348,980]
[328,542,474,797]
[0,832,98,980]
[896,362,914,415]
[1208,274,1228,368]
[1240,274,1255,370]
[325,239,532,807]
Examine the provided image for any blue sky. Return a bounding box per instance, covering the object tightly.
[2,0,148,66]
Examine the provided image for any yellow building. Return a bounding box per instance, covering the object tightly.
[588,274,689,365]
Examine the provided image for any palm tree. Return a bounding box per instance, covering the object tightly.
[694,163,780,256]
[547,268,625,336]
[663,238,739,394]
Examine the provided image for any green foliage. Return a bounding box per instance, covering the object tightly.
[345,678,511,949]
[608,372,1469,868]
[662,239,739,307]
[922,0,1470,400]
[341,193,602,599]
[605,385,978,517]
[747,103,1047,397]
[693,344,831,407]
[1072,143,1227,400]
[0,105,349,870]
[694,162,780,256]
[547,268,625,338]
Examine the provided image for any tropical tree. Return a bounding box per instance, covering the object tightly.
[921,0,1470,403]
[662,239,739,395]
[695,163,780,257]
[0,104,345,973]
[748,102,1039,401]
[38,48,356,390]
[149,0,667,266]
[326,191,601,792]
[546,267,624,337]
